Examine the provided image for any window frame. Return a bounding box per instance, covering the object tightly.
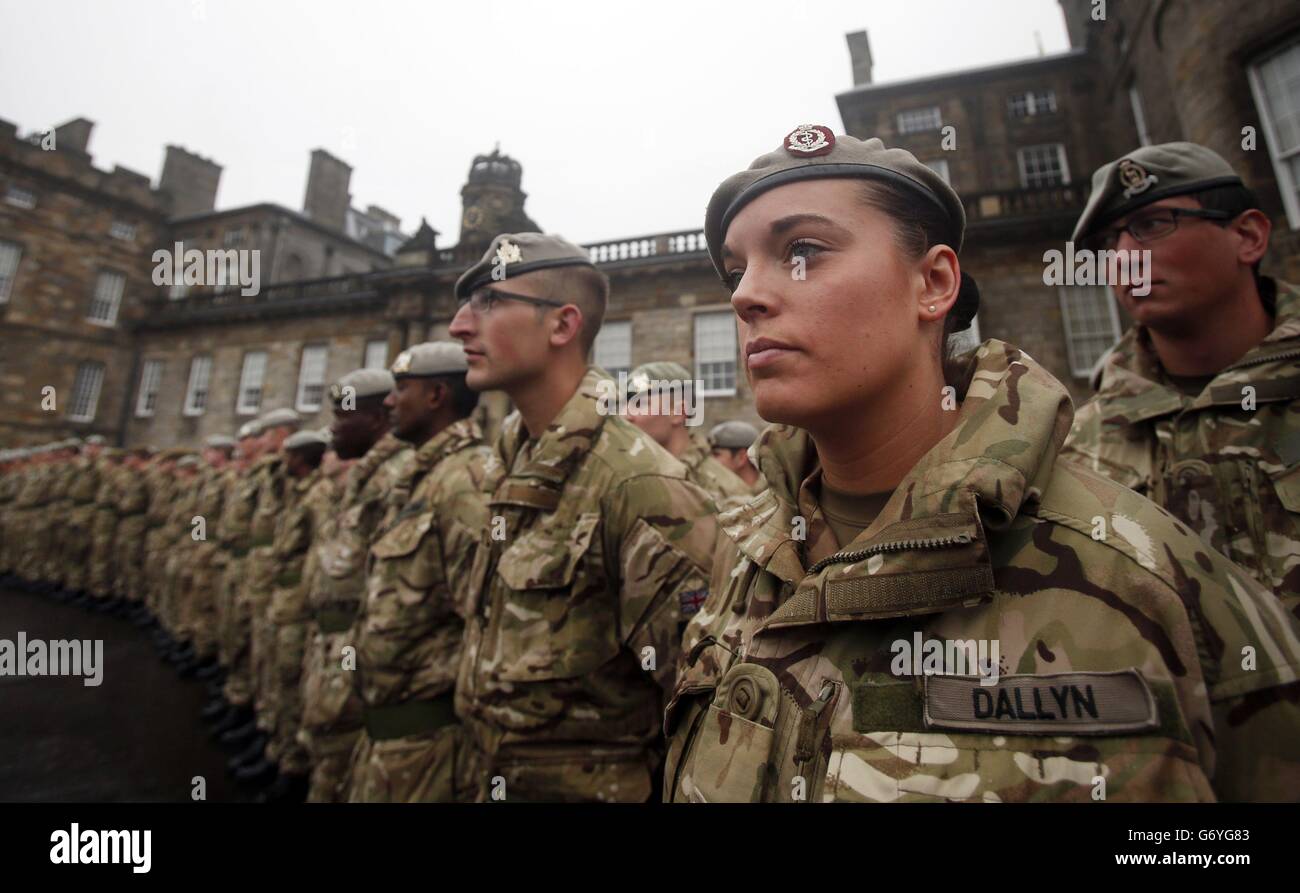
[67,362,105,423]
[1059,286,1123,378]
[86,270,126,326]
[897,106,943,135]
[135,359,164,418]
[1247,35,1300,229]
[0,239,21,303]
[295,344,329,413]
[593,319,633,379]
[236,350,268,416]
[693,309,738,398]
[183,355,213,417]
[363,339,389,370]
[1017,143,1071,189]
[4,185,36,209]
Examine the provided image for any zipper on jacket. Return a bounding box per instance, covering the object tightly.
[1222,346,1300,372]
[806,532,973,576]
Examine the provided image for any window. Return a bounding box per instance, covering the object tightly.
[296,345,328,412]
[948,314,982,356]
[363,339,388,370]
[1059,286,1122,378]
[1017,144,1070,188]
[924,158,951,185]
[184,355,213,416]
[0,240,21,302]
[593,320,632,378]
[109,221,136,241]
[694,311,737,396]
[237,350,268,415]
[223,228,245,248]
[1128,83,1151,147]
[87,271,125,325]
[4,185,35,209]
[1008,90,1058,118]
[1248,37,1300,228]
[897,106,942,134]
[68,362,104,422]
[135,359,163,417]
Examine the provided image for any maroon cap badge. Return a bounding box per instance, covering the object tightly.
[784,124,835,157]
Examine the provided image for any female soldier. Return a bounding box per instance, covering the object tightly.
[664,126,1300,802]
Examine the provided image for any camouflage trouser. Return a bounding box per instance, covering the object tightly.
[115,514,148,602]
[185,544,223,661]
[219,549,256,707]
[18,507,48,582]
[62,503,97,593]
[142,527,170,613]
[161,543,195,637]
[459,739,659,803]
[299,624,365,800]
[346,724,464,803]
[87,508,118,599]
[42,500,73,585]
[245,548,279,728]
[264,584,310,771]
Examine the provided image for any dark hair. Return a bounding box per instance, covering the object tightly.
[431,373,480,419]
[858,181,980,399]
[1192,183,1265,284]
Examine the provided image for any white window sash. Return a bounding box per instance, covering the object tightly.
[1128,84,1151,147]
[0,240,21,302]
[1248,41,1300,229]
[135,360,163,417]
[237,351,268,415]
[296,346,328,412]
[694,311,738,397]
[88,272,125,325]
[184,357,212,416]
[594,320,632,376]
[68,363,104,422]
[1059,286,1122,378]
[363,340,388,370]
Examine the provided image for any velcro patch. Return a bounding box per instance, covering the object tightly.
[923,669,1158,736]
[679,588,708,617]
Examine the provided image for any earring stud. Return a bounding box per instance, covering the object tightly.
[928,304,937,313]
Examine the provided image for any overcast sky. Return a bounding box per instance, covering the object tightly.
[0,0,1070,244]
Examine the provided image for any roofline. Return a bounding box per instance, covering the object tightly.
[836,48,1089,100]
[167,201,391,258]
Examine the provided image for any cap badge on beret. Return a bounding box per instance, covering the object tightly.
[1118,158,1158,199]
[495,240,523,266]
[784,124,835,158]
[392,350,412,375]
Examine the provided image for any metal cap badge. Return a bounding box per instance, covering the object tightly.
[784,124,835,157]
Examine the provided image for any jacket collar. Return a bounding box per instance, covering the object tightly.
[722,340,1070,627]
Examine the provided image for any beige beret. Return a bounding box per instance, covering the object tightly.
[709,420,760,449]
[284,428,330,451]
[258,408,301,431]
[626,361,693,395]
[454,232,595,300]
[391,341,468,379]
[331,368,395,403]
[176,455,200,469]
[1072,141,1243,242]
[205,434,237,449]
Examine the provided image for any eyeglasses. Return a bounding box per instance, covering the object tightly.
[1090,208,1232,250]
[460,286,565,315]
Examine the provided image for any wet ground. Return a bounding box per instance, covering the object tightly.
[0,586,249,802]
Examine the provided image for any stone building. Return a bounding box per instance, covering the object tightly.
[2,0,1299,448]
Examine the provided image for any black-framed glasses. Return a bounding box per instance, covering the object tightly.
[461,286,565,315]
[1090,208,1232,250]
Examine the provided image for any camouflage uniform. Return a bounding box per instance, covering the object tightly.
[347,419,490,803]
[299,434,410,803]
[161,468,201,636]
[679,431,751,509]
[1062,279,1300,617]
[114,463,149,604]
[87,457,122,601]
[455,368,719,802]
[144,462,179,619]
[244,454,288,724]
[64,454,101,595]
[219,455,275,707]
[41,457,76,587]
[665,341,1300,803]
[263,467,337,776]
[13,459,53,583]
[186,464,233,663]
[0,460,21,577]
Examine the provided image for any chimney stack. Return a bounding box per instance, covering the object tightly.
[53,117,94,154]
[303,149,352,232]
[847,30,874,86]
[159,145,222,218]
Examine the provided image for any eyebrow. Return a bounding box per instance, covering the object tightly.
[721,213,852,261]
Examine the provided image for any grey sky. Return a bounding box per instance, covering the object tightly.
[0,0,1070,245]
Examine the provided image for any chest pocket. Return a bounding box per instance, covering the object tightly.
[492,513,619,682]
[370,511,440,594]
[679,662,790,803]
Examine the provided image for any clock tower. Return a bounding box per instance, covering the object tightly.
[456,147,540,262]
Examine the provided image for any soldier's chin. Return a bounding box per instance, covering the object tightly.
[751,380,809,427]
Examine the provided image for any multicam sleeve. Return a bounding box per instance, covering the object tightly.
[608,474,719,692]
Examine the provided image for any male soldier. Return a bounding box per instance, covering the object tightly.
[160,454,203,670]
[0,448,23,587]
[448,233,719,802]
[186,435,236,679]
[61,436,105,602]
[623,361,751,508]
[205,421,266,731]
[145,450,185,634]
[346,342,490,803]
[299,368,410,803]
[221,408,300,761]
[85,447,125,609]
[1061,143,1300,614]
[240,428,334,798]
[13,443,56,593]
[708,420,765,495]
[40,440,80,596]
[115,447,152,618]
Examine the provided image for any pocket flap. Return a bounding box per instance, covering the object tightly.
[371,513,434,560]
[1270,464,1300,513]
[496,513,600,591]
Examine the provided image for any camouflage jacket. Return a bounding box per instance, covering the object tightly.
[68,457,100,505]
[680,431,751,509]
[454,367,719,802]
[665,341,1300,803]
[267,470,337,618]
[249,454,287,548]
[1062,280,1300,615]
[307,434,411,616]
[115,465,148,517]
[14,464,52,508]
[356,419,490,708]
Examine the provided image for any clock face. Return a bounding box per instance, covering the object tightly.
[463,206,484,229]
